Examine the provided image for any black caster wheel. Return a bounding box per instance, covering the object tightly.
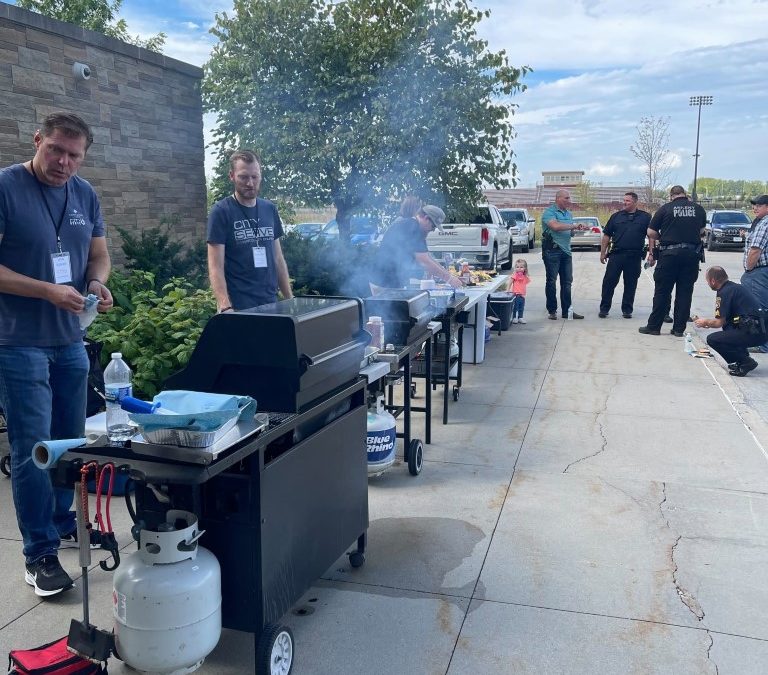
[408,439,423,476]
[256,623,294,675]
[349,550,365,568]
[0,454,10,477]
[453,386,460,402]
[410,383,417,398]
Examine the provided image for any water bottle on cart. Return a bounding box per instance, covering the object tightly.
[104,352,133,442]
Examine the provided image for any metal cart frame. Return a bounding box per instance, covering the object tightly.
[373,330,434,475]
[52,379,369,675]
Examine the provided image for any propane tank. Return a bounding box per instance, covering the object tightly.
[367,395,397,476]
[113,510,221,675]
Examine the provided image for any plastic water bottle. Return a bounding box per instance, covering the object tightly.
[567,307,574,320]
[684,332,695,354]
[104,352,133,442]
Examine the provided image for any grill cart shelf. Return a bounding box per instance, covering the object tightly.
[411,294,468,423]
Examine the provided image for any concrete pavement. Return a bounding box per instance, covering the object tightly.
[0,247,767,674]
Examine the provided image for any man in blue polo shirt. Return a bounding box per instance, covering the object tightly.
[541,190,584,319]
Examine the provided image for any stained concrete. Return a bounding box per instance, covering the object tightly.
[0,248,766,674]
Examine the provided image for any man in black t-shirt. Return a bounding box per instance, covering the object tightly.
[639,186,706,337]
[599,191,651,318]
[207,150,292,312]
[694,266,767,376]
[369,205,462,291]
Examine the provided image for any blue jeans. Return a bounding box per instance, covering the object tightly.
[741,267,768,350]
[543,248,573,316]
[512,295,526,318]
[0,342,86,563]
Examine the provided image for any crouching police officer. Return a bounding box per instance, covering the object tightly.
[694,266,768,377]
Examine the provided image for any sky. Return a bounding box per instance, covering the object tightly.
[85,0,768,189]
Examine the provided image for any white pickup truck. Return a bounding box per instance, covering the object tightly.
[425,204,513,270]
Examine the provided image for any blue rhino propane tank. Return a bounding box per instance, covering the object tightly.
[367,395,397,476]
[113,510,221,675]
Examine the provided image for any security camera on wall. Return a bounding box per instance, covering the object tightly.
[73,62,91,80]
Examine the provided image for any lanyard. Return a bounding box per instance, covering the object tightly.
[30,162,69,253]
[231,195,260,231]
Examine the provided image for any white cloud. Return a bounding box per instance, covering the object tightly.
[589,163,623,177]
[477,0,768,69]
[182,21,200,30]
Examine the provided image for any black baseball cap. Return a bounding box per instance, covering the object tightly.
[750,195,768,206]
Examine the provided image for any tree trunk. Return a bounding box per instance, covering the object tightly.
[334,198,353,243]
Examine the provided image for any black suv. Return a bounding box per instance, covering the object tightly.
[705,210,752,251]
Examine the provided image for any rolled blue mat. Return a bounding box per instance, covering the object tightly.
[32,438,87,470]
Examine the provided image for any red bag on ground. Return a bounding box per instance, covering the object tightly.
[8,637,107,674]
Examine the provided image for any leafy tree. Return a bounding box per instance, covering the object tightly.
[573,179,597,211]
[630,116,673,207]
[691,178,768,200]
[203,0,528,240]
[17,0,166,52]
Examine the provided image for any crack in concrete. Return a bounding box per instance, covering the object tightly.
[706,631,720,675]
[562,376,619,474]
[659,483,705,621]
[563,410,608,473]
[659,483,719,672]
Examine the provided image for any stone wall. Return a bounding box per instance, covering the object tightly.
[0,3,207,264]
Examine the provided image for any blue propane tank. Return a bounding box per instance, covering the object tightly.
[367,396,397,476]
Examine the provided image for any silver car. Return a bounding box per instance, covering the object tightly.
[570,216,602,250]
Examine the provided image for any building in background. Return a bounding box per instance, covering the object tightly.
[0,3,207,263]
[486,171,645,210]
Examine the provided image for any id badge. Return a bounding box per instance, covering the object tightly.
[252,246,268,268]
[51,251,73,284]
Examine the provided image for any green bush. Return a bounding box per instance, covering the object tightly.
[117,216,207,290]
[89,270,216,398]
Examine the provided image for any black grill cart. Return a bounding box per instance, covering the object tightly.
[52,298,371,675]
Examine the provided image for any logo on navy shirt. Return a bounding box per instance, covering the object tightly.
[234,219,274,242]
[69,208,87,227]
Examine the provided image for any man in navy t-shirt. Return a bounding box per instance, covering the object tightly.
[0,112,113,597]
[207,151,293,311]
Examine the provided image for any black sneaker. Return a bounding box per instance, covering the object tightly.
[729,358,758,377]
[670,330,685,337]
[639,326,661,335]
[598,312,608,318]
[60,528,101,550]
[25,555,74,597]
[548,313,558,320]
[622,313,632,319]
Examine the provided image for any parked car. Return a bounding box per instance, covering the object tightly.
[317,215,380,246]
[426,204,513,270]
[499,208,536,252]
[292,222,325,239]
[704,210,751,251]
[570,216,602,250]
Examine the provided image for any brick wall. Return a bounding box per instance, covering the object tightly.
[0,3,207,264]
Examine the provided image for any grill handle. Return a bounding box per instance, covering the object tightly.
[298,336,368,375]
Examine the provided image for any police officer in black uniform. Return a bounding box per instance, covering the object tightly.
[694,266,768,376]
[598,191,651,319]
[639,185,706,336]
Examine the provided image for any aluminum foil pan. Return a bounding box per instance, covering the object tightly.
[140,415,239,448]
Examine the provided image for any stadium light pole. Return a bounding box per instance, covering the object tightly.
[689,95,713,203]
